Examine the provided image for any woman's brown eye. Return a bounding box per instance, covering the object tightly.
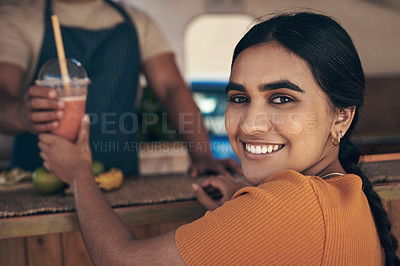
[229,96,248,103]
[271,96,294,104]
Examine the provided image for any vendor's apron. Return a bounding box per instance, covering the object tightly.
[11,0,140,174]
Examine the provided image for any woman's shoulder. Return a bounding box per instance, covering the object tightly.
[231,170,323,216]
[258,169,361,186]
[256,170,362,192]
[233,170,364,208]
[234,170,319,200]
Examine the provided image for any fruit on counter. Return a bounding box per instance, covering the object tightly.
[92,160,105,176]
[63,167,123,194]
[32,166,66,195]
[95,168,123,191]
[0,167,32,186]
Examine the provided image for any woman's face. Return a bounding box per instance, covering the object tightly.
[225,42,338,185]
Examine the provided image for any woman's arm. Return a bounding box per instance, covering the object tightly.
[72,167,184,265]
[39,116,185,265]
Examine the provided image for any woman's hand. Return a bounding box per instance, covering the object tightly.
[193,174,247,211]
[38,115,92,186]
[189,155,243,178]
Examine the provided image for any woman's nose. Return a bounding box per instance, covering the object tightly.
[240,105,272,135]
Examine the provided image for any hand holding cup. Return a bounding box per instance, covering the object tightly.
[20,84,64,134]
[35,58,90,142]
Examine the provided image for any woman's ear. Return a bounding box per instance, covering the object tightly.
[330,106,356,140]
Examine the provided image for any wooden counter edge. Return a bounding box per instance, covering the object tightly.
[361,152,400,162]
[2,184,400,239]
[0,200,207,239]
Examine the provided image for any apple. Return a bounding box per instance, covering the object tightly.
[32,166,66,195]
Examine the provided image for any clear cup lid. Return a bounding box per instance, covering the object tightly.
[36,58,90,87]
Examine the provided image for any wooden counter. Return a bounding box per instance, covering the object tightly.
[1,153,400,266]
[0,172,208,266]
[0,200,206,266]
[0,201,207,239]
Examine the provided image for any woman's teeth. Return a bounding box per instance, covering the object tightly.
[245,143,282,154]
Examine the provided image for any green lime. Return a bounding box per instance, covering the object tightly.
[32,167,66,195]
[92,160,105,176]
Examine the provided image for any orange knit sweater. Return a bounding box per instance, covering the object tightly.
[176,170,382,265]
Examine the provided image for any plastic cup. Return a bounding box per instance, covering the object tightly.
[36,58,90,142]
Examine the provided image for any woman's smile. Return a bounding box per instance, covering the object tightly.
[241,140,285,157]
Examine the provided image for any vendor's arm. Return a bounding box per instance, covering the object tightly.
[0,62,63,135]
[142,53,242,177]
[0,63,26,134]
[38,116,185,266]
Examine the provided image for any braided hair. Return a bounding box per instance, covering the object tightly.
[232,12,399,265]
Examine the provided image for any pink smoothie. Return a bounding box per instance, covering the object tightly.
[53,96,86,142]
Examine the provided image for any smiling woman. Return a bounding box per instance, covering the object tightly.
[225,43,343,184]
[185,12,400,265]
[38,12,399,266]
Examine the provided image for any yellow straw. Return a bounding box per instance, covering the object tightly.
[51,14,71,94]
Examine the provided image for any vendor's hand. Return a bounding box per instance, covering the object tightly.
[192,174,247,211]
[21,86,64,134]
[38,115,92,186]
[189,155,242,178]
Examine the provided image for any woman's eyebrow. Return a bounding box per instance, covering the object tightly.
[225,82,246,94]
[225,80,304,94]
[259,80,304,93]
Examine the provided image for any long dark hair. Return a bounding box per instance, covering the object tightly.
[232,12,399,265]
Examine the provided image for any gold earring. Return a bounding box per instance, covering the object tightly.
[331,130,343,146]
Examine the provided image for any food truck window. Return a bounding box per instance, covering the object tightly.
[184,14,253,160]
